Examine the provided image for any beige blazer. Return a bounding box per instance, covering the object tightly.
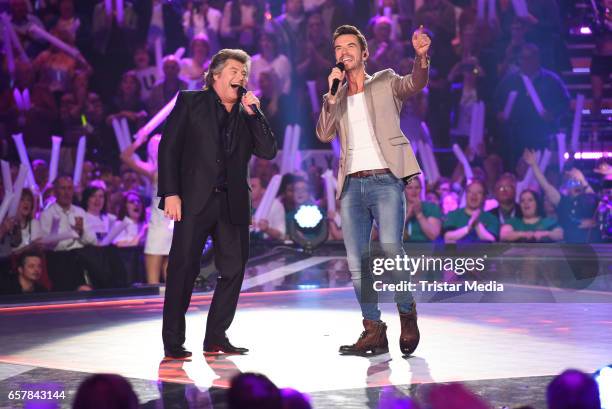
[316,57,429,199]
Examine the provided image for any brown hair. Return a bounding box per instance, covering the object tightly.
[204,49,250,88]
[332,25,368,54]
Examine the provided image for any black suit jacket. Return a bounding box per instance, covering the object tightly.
[157,89,277,225]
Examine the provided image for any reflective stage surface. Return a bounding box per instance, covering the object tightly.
[1,246,611,408]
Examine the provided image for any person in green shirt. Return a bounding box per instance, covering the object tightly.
[500,189,563,242]
[443,179,499,243]
[404,177,442,242]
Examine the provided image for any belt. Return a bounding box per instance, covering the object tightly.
[348,168,392,178]
[213,185,228,193]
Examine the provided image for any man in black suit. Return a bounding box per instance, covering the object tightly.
[158,49,277,359]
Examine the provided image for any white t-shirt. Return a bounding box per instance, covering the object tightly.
[113,217,143,245]
[39,203,97,251]
[346,92,388,174]
[13,219,43,251]
[85,213,118,244]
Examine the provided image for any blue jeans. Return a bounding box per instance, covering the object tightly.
[340,172,415,321]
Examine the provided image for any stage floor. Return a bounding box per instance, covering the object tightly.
[1,251,611,408]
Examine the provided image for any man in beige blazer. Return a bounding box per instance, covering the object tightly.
[316,25,430,356]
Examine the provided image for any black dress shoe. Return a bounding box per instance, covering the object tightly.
[164,346,193,359]
[204,338,249,355]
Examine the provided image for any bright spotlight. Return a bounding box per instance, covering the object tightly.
[288,204,328,253]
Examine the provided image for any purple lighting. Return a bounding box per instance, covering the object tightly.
[564,151,612,160]
[579,26,592,35]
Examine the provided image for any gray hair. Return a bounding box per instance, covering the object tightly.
[204,49,251,88]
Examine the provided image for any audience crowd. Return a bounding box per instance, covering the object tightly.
[0,0,610,295]
[70,367,604,409]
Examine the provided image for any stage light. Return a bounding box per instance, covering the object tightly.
[579,26,592,35]
[295,205,324,228]
[595,364,612,409]
[288,204,328,253]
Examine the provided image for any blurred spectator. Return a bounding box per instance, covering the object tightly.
[220,0,262,54]
[500,189,563,242]
[250,176,286,240]
[82,185,117,245]
[180,34,211,90]
[371,0,405,43]
[7,0,46,58]
[444,179,499,242]
[39,175,96,291]
[295,11,334,97]
[106,70,148,136]
[249,32,292,95]
[32,159,49,190]
[441,190,460,215]
[487,172,522,224]
[498,20,528,78]
[524,150,601,243]
[121,134,172,284]
[147,56,187,114]
[135,0,187,55]
[448,55,486,139]
[91,0,139,102]
[133,46,160,101]
[10,188,43,254]
[414,0,456,65]
[0,216,18,258]
[319,0,354,39]
[433,177,452,203]
[228,372,282,409]
[182,0,222,53]
[367,16,404,72]
[114,191,146,247]
[53,0,81,44]
[266,0,307,64]
[494,43,570,171]
[404,177,442,242]
[0,251,47,295]
[72,373,139,409]
[547,369,601,409]
[114,190,147,284]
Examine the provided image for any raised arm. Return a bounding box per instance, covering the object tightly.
[316,65,345,143]
[241,91,277,160]
[523,149,561,206]
[391,26,430,101]
[120,133,156,181]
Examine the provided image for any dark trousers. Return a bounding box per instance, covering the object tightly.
[162,191,250,350]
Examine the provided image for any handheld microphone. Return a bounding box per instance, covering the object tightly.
[330,62,345,96]
[237,85,263,118]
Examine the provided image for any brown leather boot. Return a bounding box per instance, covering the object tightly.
[339,319,389,356]
[399,303,420,356]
